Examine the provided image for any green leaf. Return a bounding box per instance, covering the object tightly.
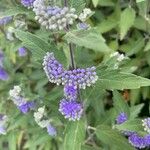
[144,40,150,51]
[113,90,130,115]
[96,69,150,90]
[65,29,111,53]
[115,119,144,133]
[70,0,85,14]
[98,0,115,6]
[63,120,86,150]
[81,145,101,150]
[129,104,144,119]
[8,132,17,150]
[92,0,99,7]
[96,125,135,150]
[136,0,145,2]
[0,6,30,17]
[120,8,136,40]
[14,30,50,60]
[97,16,118,33]
[126,37,145,56]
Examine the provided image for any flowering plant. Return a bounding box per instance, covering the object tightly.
[0,0,150,149]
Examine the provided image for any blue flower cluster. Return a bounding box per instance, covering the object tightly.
[43,52,98,88]
[116,113,150,149]
[18,47,27,57]
[43,52,98,121]
[59,99,83,121]
[0,50,9,81]
[9,86,35,113]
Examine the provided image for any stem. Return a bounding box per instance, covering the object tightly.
[64,0,68,6]
[69,43,76,69]
[64,0,76,69]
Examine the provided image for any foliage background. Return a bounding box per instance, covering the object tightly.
[0,0,150,150]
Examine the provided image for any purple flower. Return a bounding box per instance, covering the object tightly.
[18,47,27,57]
[144,134,150,146]
[142,118,150,133]
[18,101,35,114]
[116,112,128,124]
[59,99,83,121]
[64,84,77,99]
[0,16,12,25]
[9,86,35,114]
[128,133,147,149]
[0,67,9,81]
[43,52,98,89]
[47,124,57,136]
[43,52,64,85]
[77,22,90,30]
[21,0,35,8]
[61,67,98,89]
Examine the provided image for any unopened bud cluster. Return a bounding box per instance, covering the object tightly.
[78,8,92,22]
[34,107,57,136]
[33,0,77,30]
[142,118,150,134]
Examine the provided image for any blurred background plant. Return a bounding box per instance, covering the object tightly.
[0,0,150,150]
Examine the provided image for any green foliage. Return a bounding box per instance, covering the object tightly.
[65,29,111,52]
[0,0,150,149]
[120,7,136,40]
[96,69,150,90]
[96,125,135,150]
[115,119,144,133]
[63,120,86,150]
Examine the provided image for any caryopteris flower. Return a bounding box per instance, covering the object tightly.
[0,16,12,25]
[9,86,35,113]
[61,67,98,89]
[59,99,83,121]
[128,133,147,149]
[33,0,78,30]
[0,114,8,135]
[0,67,9,81]
[144,134,150,146]
[116,112,128,124]
[64,84,77,99]
[142,118,150,134]
[47,124,57,136]
[43,52,64,85]
[18,101,35,114]
[34,107,57,136]
[77,22,90,30]
[18,47,27,57]
[21,0,35,8]
[43,52,98,89]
